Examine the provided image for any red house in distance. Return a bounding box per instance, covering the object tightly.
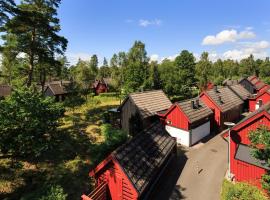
[200,86,244,131]
[249,89,270,112]
[81,123,176,200]
[92,78,109,95]
[229,103,270,188]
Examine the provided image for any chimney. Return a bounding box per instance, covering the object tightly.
[196,99,200,108]
[191,100,195,109]
[258,99,263,108]
[218,96,223,104]
[60,80,63,86]
[214,85,218,92]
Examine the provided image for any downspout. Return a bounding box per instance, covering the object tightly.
[189,129,192,147]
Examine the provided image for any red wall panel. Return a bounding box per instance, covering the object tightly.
[230,115,269,188]
[200,94,221,130]
[165,106,189,130]
[249,92,270,112]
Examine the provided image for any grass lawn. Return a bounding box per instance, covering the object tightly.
[0,95,125,200]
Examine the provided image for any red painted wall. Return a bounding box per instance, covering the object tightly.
[165,105,189,130]
[230,115,269,188]
[249,92,270,112]
[200,93,221,131]
[95,83,108,95]
[94,159,138,200]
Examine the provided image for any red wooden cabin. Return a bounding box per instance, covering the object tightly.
[248,75,269,94]
[200,86,244,131]
[229,103,270,188]
[81,123,177,200]
[249,89,270,112]
[92,79,109,95]
[158,98,213,146]
[228,84,251,111]
[206,82,215,90]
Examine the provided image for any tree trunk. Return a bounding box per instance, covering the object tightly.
[27,55,34,87]
[40,68,46,93]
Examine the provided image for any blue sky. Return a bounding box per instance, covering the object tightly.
[48,0,270,64]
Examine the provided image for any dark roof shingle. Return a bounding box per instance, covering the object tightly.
[228,84,251,100]
[122,90,172,119]
[235,144,269,170]
[113,122,176,194]
[205,86,244,112]
[177,98,213,123]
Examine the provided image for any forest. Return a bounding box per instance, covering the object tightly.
[1,0,270,199]
[1,1,270,101]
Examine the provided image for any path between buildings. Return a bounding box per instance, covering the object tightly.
[149,133,228,200]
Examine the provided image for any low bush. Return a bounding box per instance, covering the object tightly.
[221,179,268,200]
[98,92,118,98]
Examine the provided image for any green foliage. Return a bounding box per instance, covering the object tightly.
[249,125,270,193]
[21,185,67,200]
[221,179,268,200]
[91,124,128,164]
[195,52,212,90]
[1,0,68,86]
[98,92,118,98]
[0,87,65,157]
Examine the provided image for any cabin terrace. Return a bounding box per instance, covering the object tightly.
[81,122,177,200]
[118,90,172,135]
[158,98,213,146]
[200,86,244,131]
[228,103,270,188]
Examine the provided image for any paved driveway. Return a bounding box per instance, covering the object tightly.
[149,133,228,200]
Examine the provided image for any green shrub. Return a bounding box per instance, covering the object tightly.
[98,92,118,98]
[21,185,67,200]
[170,95,186,103]
[221,179,268,200]
[39,185,67,200]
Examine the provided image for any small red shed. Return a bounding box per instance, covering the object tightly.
[229,103,270,188]
[0,85,12,98]
[158,98,213,146]
[249,89,270,112]
[81,122,177,200]
[200,86,244,131]
[92,78,109,95]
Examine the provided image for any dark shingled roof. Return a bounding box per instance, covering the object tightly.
[205,86,244,112]
[120,90,172,119]
[0,85,12,97]
[247,75,257,82]
[235,144,270,170]
[46,82,70,95]
[113,122,176,194]
[254,81,266,90]
[177,98,213,123]
[223,79,238,86]
[228,84,251,100]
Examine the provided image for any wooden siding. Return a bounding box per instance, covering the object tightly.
[249,92,270,112]
[239,79,256,94]
[94,160,138,200]
[200,93,220,132]
[230,115,269,188]
[165,105,189,131]
[120,99,142,134]
[95,83,108,95]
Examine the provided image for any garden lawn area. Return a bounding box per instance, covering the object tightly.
[0,95,127,200]
[221,179,268,200]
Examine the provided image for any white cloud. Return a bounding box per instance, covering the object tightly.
[139,19,162,27]
[150,54,159,62]
[202,29,256,45]
[223,41,270,60]
[66,52,92,65]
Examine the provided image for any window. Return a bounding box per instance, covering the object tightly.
[166,120,172,125]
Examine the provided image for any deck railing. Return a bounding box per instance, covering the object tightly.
[81,182,108,200]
